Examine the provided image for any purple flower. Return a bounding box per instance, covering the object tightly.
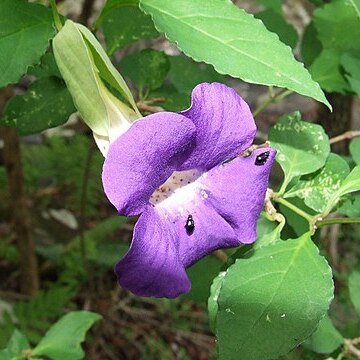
[102,83,276,298]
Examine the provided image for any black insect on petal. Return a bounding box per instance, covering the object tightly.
[185,214,195,235]
[255,151,270,166]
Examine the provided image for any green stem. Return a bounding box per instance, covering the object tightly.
[317,217,360,227]
[273,197,313,222]
[50,0,62,32]
[253,88,292,117]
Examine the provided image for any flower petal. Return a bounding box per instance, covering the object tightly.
[199,147,276,243]
[102,113,196,215]
[162,200,239,267]
[179,82,256,170]
[115,206,191,298]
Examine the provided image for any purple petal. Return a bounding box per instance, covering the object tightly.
[115,206,191,298]
[199,147,276,243]
[159,198,239,267]
[179,83,256,171]
[102,113,196,216]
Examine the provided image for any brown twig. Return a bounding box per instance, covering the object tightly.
[345,338,360,358]
[0,87,39,295]
[329,130,360,144]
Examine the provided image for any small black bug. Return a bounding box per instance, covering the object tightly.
[185,214,195,235]
[255,151,270,166]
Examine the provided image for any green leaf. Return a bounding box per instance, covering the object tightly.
[96,0,158,55]
[167,55,226,94]
[341,53,360,96]
[269,112,330,191]
[325,164,360,214]
[140,0,330,108]
[0,77,76,135]
[350,137,360,164]
[120,49,170,91]
[0,330,30,360]
[302,315,343,354]
[184,256,222,303]
[349,270,360,317]
[32,311,102,360]
[339,195,360,217]
[0,0,56,87]
[310,49,351,93]
[333,165,360,197]
[27,52,62,79]
[208,271,226,333]
[301,22,322,68]
[314,0,360,53]
[285,153,350,213]
[215,233,334,360]
[279,198,315,237]
[255,9,298,48]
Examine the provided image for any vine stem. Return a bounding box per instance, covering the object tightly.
[317,217,360,227]
[273,197,313,222]
[329,130,360,144]
[49,0,62,32]
[253,88,292,117]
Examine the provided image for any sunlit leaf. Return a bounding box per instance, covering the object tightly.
[215,233,333,360]
[32,311,102,360]
[285,154,350,212]
[140,0,330,108]
[269,112,330,190]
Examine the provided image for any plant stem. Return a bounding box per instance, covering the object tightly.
[50,0,62,31]
[317,217,360,227]
[329,130,360,144]
[253,88,292,117]
[273,197,313,222]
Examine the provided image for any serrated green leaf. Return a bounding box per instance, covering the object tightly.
[96,0,158,55]
[120,49,169,90]
[285,153,350,213]
[167,55,226,94]
[350,137,360,164]
[349,270,360,317]
[0,77,75,135]
[0,0,55,87]
[140,0,330,108]
[269,112,330,191]
[27,53,62,79]
[215,233,334,360]
[341,53,360,96]
[32,311,102,360]
[302,315,343,354]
